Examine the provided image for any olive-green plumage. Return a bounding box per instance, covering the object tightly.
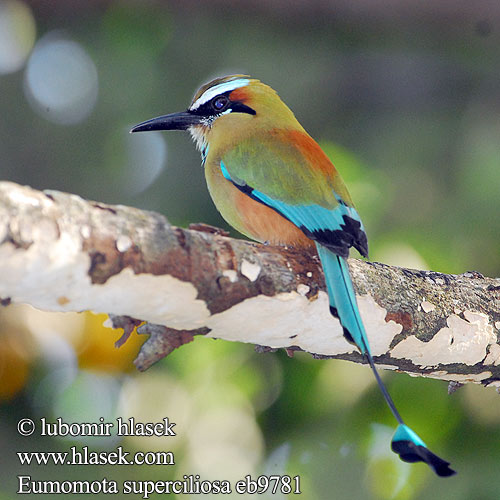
[193,76,356,247]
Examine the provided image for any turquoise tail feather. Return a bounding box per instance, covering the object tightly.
[316,244,455,477]
[392,424,455,477]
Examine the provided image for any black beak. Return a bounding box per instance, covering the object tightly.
[130,111,202,133]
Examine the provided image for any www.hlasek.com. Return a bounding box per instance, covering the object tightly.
[16,417,302,497]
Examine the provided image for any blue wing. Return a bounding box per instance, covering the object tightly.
[220,161,368,258]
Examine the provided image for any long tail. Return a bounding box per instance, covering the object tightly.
[316,244,455,477]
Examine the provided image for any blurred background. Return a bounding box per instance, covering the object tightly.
[1,0,500,498]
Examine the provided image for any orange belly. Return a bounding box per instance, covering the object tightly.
[234,188,314,248]
[205,160,313,248]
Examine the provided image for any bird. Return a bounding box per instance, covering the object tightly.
[131,75,455,477]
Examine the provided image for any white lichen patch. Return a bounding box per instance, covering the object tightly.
[374,363,398,371]
[357,295,402,356]
[421,300,436,313]
[484,344,500,366]
[103,316,113,328]
[0,231,210,330]
[9,188,42,207]
[428,371,492,383]
[391,311,496,367]
[205,290,354,355]
[496,321,500,331]
[0,231,88,307]
[296,284,310,296]
[485,380,500,388]
[86,269,210,329]
[306,271,313,278]
[222,269,238,283]
[80,225,91,238]
[240,259,261,282]
[116,235,132,252]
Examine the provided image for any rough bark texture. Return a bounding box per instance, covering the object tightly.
[0,181,499,383]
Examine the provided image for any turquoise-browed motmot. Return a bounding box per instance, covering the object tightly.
[131,75,455,477]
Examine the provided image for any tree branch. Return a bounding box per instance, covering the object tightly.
[1,181,499,384]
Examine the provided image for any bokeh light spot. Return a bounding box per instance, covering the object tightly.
[374,242,429,270]
[124,130,166,196]
[118,372,191,452]
[24,33,98,124]
[52,370,120,439]
[77,312,145,374]
[0,0,36,74]
[0,341,30,400]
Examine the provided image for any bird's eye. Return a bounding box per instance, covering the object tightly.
[212,96,229,112]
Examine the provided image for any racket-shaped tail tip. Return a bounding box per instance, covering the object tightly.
[391,424,456,477]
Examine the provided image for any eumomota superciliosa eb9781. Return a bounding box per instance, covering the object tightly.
[131,75,455,477]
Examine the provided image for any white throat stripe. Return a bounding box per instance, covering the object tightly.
[190,78,250,110]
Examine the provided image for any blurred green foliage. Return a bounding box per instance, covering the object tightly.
[1,1,500,499]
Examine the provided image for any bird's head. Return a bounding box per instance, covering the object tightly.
[131,75,301,153]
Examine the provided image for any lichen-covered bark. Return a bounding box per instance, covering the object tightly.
[0,181,499,382]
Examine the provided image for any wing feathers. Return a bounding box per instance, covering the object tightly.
[220,160,368,257]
